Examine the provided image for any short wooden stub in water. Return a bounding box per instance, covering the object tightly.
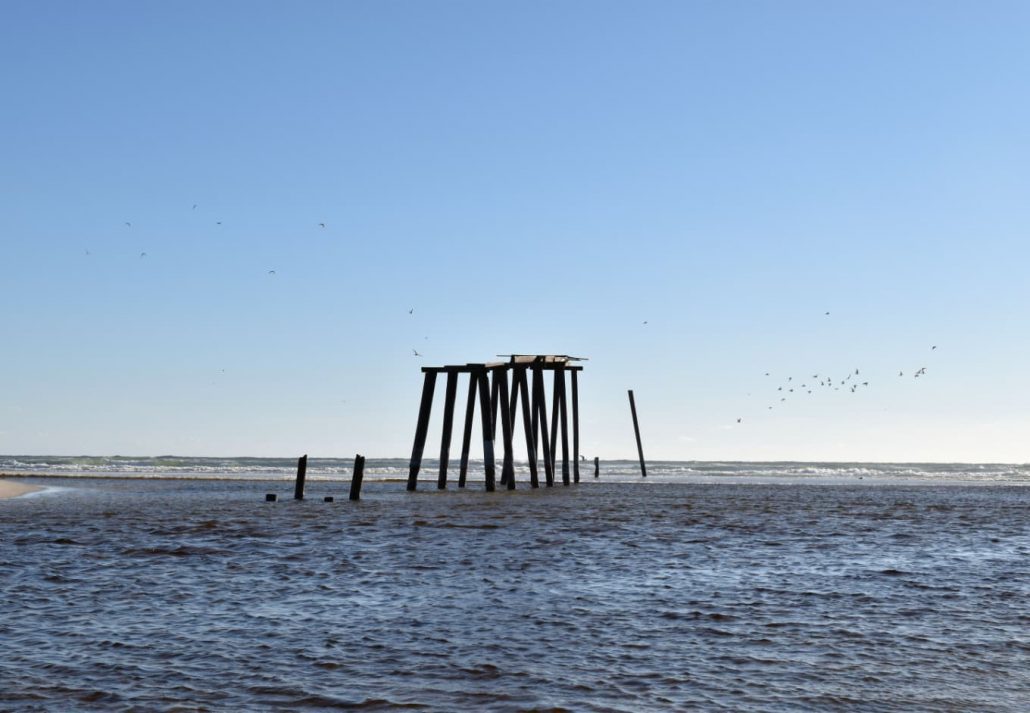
[323,496,334,503]
[349,454,366,501]
[594,456,599,478]
[264,493,277,502]
[294,454,308,500]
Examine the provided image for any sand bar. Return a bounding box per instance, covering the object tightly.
[0,480,42,500]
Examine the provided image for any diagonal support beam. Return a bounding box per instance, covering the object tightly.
[407,371,437,491]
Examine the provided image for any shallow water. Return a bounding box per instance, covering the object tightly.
[2,477,1029,711]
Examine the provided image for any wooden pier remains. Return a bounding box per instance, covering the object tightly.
[407,355,585,491]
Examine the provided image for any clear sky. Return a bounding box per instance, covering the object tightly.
[2,1,1029,462]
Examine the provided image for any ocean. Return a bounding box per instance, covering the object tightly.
[2,458,1028,711]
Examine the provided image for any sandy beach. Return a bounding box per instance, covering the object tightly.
[0,479,41,499]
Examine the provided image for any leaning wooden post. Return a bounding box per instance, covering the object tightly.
[549,369,561,476]
[349,454,365,501]
[594,456,599,478]
[490,370,500,439]
[516,367,539,488]
[476,368,496,491]
[293,454,308,500]
[458,373,477,488]
[571,369,580,483]
[437,370,459,489]
[496,368,516,490]
[628,389,647,477]
[558,367,570,486]
[532,365,554,487]
[407,371,438,491]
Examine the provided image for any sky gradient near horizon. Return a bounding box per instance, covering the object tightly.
[2,1,1030,462]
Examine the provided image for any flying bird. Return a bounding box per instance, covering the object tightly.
[139,252,147,258]
[267,270,276,275]
[409,308,414,315]
[192,204,197,210]
[412,348,422,357]
[736,418,742,423]
[824,311,830,316]
[931,345,937,350]
[124,222,131,227]
[319,223,326,228]
[216,221,222,225]
[642,321,648,325]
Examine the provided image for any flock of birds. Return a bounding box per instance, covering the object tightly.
[109,209,328,266]
[732,340,938,425]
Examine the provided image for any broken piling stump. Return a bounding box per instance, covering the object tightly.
[294,454,308,499]
[349,454,365,501]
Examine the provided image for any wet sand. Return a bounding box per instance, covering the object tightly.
[0,479,41,499]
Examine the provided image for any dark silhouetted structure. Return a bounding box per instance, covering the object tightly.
[407,355,586,491]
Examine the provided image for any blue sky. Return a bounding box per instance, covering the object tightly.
[2,1,1029,461]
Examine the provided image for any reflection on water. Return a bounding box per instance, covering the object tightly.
[2,478,1029,711]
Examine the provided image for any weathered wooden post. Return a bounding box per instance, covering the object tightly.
[495,368,516,490]
[532,365,554,487]
[407,371,438,491]
[349,454,365,501]
[458,372,477,488]
[265,493,277,502]
[571,369,580,483]
[594,456,599,478]
[437,370,459,489]
[514,367,539,488]
[549,369,561,477]
[558,366,570,486]
[475,368,496,491]
[293,454,308,500]
[628,389,647,477]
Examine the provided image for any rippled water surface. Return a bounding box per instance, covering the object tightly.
[3,477,1029,711]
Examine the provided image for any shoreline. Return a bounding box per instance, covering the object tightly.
[0,479,43,500]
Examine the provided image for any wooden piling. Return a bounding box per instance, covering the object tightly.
[533,366,554,487]
[407,371,438,491]
[437,370,459,489]
[324,496,334,502]
[458,374,477,488]
[265,493,277,502]
[476,369,496,491]
[558,367,570,486]
[571,370,580,483]
[549,370,560,477]
[496,369,516,490]
[515,367,539,488]
[349,454,365,501]
[628,389,647,477]
[594,456,599,478]
[293,454,308,500]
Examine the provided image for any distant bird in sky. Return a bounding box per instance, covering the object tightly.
[192,204,197,210]
[736,418,742,423]
[267,270,276,275]
[139,252,147,258]
[124,222,131,227]
[216,221,222,225]
[932,345,937,350]
[824,311,830,316]
[643,320,648,325]
[409,308,414,315]
[85,249,90,256]
[319,223,326,228]
[412,348,422,357]
[899,371,903,376]
[765,372,770,376]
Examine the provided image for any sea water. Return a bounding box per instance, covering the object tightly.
[1,461,1028,710]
